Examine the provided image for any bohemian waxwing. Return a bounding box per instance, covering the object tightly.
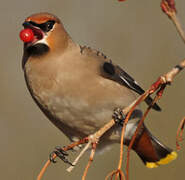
[20,12,177,168]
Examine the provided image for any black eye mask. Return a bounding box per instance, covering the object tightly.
[29,20,55,32]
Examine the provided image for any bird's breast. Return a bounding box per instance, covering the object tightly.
[24,53,138,139]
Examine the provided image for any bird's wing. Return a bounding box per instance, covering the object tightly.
[80,46,161,111]
[102,61,161,111]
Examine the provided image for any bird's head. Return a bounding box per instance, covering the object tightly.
[20,12,70,58]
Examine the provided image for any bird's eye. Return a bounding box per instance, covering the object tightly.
[46,20,55,31]
[40,20,55,32]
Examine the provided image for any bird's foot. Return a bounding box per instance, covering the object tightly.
[49,146,74,166]
[112,107,126,126]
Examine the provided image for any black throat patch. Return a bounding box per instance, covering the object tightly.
[22,43,49,69]
[26,43,49,56]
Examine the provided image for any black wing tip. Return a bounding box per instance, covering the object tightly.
[145,96,162,112]
[152,103,162,111]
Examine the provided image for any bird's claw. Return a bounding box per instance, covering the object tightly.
[49,146,74,166]
[112,107,126,125]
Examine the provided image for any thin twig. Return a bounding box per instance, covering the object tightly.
[105,94,148,180]
[82,142,97,180]
[105,169,126,180]
[67,141,92,172]
[176,117,185,150]
[161,0,185,43]
[105,170,117,180]
[171,14,185,43]
[37,153,57,180]
[117,92,149,170]
[126,94,161,180]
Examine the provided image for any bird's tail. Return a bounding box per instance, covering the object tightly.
[132,126,177,168]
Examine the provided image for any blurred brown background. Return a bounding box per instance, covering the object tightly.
[0,0,184,179]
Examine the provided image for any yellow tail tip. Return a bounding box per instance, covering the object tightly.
[146,151,177,168]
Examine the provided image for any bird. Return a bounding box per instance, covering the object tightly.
[20,12,177,168]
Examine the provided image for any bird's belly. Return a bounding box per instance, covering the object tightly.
[40,91,116,136]
[24,65,138,140]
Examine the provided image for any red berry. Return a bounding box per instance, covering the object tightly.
[19,29,34,43]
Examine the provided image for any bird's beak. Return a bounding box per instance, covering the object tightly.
[22,21,32,28]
